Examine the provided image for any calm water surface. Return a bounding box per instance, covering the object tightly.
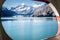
[1,17,58,40]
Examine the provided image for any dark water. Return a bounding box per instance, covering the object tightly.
[1,17,58,40]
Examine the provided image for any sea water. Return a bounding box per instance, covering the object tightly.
[1,17,58,40]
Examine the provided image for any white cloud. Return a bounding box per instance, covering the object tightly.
[21,3,25,6]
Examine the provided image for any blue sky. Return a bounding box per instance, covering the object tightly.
[3,0,45,8]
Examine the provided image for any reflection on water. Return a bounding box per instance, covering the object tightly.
[1,17,58,40]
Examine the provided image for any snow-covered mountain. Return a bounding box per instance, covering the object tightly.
[8,3,54,17]
[10,3,46,15]
[2,2,55,17]
[10,3,33,14]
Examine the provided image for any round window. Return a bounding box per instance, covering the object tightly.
[1,0,59,40]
